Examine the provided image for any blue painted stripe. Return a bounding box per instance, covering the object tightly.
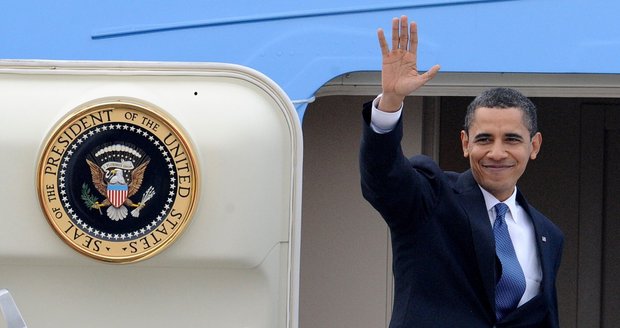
[107,184,129,191]
[91,0,518,39]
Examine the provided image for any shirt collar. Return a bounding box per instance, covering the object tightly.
[478,186,519,223]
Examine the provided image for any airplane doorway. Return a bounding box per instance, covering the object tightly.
[298,73,620,328]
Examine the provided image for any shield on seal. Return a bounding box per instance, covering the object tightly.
[107,184,129,208]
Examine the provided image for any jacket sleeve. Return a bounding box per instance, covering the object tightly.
[359,101,440,231]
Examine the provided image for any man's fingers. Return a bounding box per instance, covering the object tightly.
[377,28,389,56]
[391,17,400,51]
[409,22,418,57]
[399,16,408,50]
[422,64,441,81]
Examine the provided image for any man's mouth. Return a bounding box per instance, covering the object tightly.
[482,163,514,171]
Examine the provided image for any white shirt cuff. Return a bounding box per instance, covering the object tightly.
[370,95,402,134]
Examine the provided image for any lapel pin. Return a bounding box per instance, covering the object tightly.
[542,236,547,242]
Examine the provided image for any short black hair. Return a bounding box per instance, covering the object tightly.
[463,87,538,138]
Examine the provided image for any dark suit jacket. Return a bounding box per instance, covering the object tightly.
[359,104,564,327]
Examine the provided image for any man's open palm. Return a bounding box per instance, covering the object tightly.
[377,16,440,111]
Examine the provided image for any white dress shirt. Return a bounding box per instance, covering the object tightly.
[370,94,542,306]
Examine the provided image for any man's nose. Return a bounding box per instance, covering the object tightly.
[487,141,508,159]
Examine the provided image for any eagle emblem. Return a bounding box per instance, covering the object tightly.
[84,143,155,221]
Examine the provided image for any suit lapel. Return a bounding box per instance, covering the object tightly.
[516,192,552,294]
[454,170,496,313]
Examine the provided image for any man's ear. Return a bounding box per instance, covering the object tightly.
[460,130,470,158]
[530,132,542,160]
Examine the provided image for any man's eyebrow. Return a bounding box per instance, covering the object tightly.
[505,132,525,140]
[473,133,492,140]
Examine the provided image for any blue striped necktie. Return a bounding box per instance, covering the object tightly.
[493,202,526,321]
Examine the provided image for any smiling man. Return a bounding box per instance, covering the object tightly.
[461,89,542,202]
[360,16,564,327]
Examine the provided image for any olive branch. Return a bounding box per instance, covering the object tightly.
[81,183,102,214]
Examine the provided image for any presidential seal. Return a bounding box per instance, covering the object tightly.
[37,99,199,263]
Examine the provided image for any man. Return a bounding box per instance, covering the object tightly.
[360,16,564,327]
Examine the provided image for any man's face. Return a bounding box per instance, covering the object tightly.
[460,107,542,201]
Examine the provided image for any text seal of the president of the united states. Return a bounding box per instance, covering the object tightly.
[37,99,199,263]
